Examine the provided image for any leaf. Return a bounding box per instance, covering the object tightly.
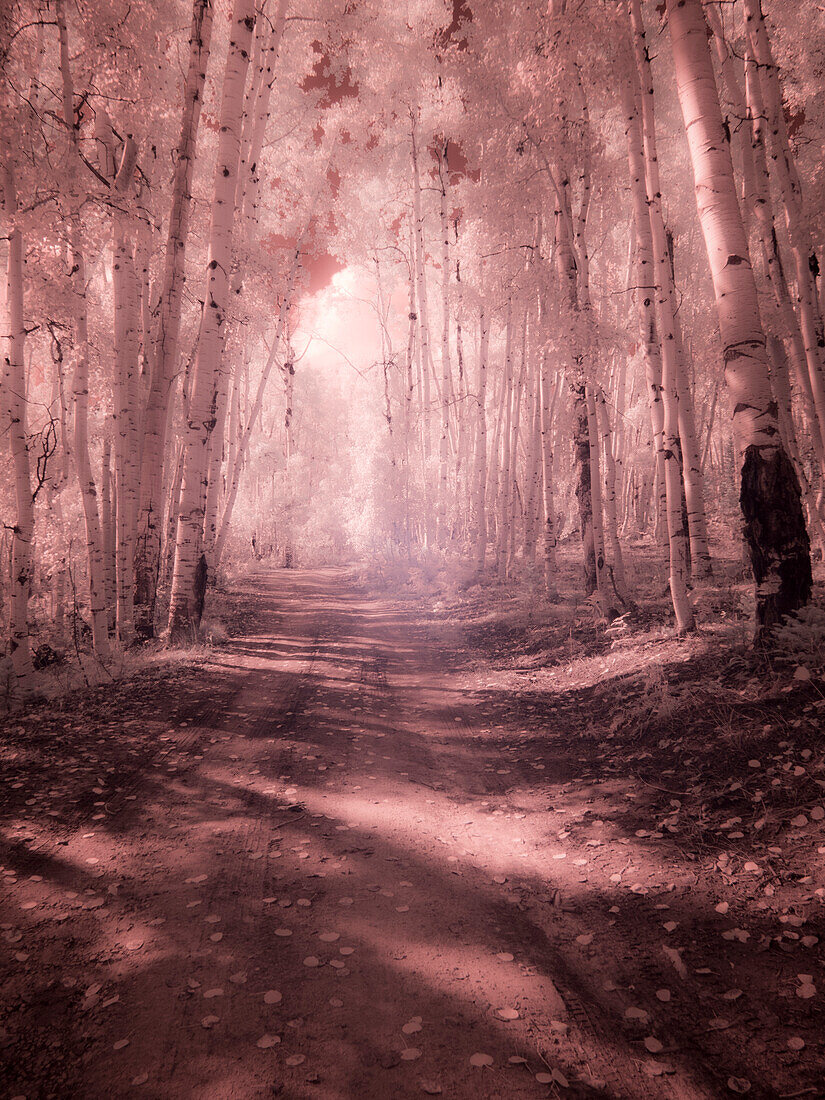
[113,1039,129,1051]
[201,1015,219,1028]
[787,1037,805,1051]
[286,1054,305,1066]
[727,1077,751,1094]
[575,933,593,946]
[715,902,729,915]
[400,1048,421,1061]
[469,1052,493,1067]
[256,1034,280,1048]
[303,956,320,967]
[655,989,671,1002]
[419,1081,442,1095]
[496,1007,519,1020]
[402,1020,423,1035]
[264,990,282,1004]
[644,1036,663,1053]
[496,952,514,962]
[624,1007,649,1023]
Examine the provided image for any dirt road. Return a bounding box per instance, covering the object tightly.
[0,569,821,1098]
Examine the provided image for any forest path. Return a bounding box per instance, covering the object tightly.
[0,569,793,1099]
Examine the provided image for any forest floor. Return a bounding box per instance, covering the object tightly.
[1,560,824,1099]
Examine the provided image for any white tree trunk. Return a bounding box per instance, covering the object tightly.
[630,0,711,582]
[57,0,110,659]
[473,305,489,572]
[113,217,141,645]
[214,254,298,565]
[596,385,628,598]
[743,0,825,467]
[437,142,452,548]
[539,353,559,598]
[134,0,213,637]
[0,153,35,687]
[667,0,811,631]
[496,301,514,580]
[168,0,255,640]
[411,120,433,461]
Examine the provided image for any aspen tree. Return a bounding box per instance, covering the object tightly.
[168,0,256,640]
[496,301,514,580]
[0,153,35,686]
[741,35,825,477]
[585,384,609,606]
[473,305,489,573]
[742,0,825,464]
[100,436,116,626]
[437,141,452,548]
[410,117,433,461]
[596,385,627,598]
[539,351,559,599]
[56,0,110,658]
[134,0,214,638]
[622,44,690,627]
[667,0,811,630]
[506,315,529,575]
[214,254,299,565]
[630,0,710,587]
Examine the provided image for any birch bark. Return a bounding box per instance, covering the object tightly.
[134,0,213,638]
[56,0,110,658]
[168,0,255,640]
[0,153,35,686]
[667,0,811,631]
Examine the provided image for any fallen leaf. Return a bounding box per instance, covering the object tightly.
[469,1052,493,1067]
[727,1077,751,1094]
[256,1034,280,1049]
